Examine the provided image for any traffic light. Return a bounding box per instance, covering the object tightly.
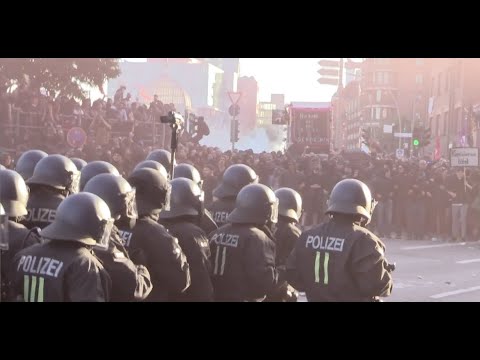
[412,127,422,147]
[422,127,431,147]
[230,119,240,143]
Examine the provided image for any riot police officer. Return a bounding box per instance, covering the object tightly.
[146,149,176,177]
[208,183,279,302]
[209,164,259,227]
[0,170,41,296]
[286,179,394,302]
[173,163,218,235]
[274,188,303,267]
[118,167,190,301]
[15,149,48,180]
[159,178,213,301]
[24,154,80,230]
[79,160,120,191]
[133,160,167,174]
[71,158,87,171]
[83,174,153,302]
[10,193,112,302]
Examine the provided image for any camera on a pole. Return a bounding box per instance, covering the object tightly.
[160,111,185,128]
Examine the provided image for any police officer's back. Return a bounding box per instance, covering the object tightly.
[10,193,112,302]
[286,179,394,302]
[209,164,259,228]
[24,154,80,230]
[83,173,153,302]
[0,170,41,295]
[118,168,190,301]
[209,184,279,302]
[173,163,217,235]
[160,178,213,302]
[274,188,303,267]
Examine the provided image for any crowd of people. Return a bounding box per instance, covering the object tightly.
[1,84,479,245]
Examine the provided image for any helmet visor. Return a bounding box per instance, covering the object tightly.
[68,172,81,194]
[0,213,9,251]
[124,188,138,219]
[93,218,115,252]
[163,183,172,211]
[270,198,279,224]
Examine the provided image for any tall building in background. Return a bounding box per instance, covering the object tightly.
[427,58,480,157]
[257,101,276,127]
[237,76,259,134]
[270,94,285,110]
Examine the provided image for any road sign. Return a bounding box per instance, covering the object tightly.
[394,132,412,138]
[318,78,339,86]
[396,148,405,159]
[317,68,339,77]
[66,127,87,148]
[450,147,479,167]
[318,60,340,67]
[229,104,240,117]
[227,91,242,105]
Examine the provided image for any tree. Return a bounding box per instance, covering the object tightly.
[0,58,121,100]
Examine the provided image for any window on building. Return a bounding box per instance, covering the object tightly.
[375,71,384,85]
[384,72,390,85]
[416,58,424,66]
[415,74,423,85]
[375,107,381,120]
[376,90,381,103]
[431,77,435,96]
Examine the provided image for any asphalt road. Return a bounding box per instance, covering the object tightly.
[297,238,480,302]
[385,238,480,302]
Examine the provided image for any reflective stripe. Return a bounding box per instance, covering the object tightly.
[324,252,330,285]
[38,277,44,302]
[220,247,227,275]
[214,246,220,275]
[24,275,29,302]
[315,252,320,283]
[30,276,37,302]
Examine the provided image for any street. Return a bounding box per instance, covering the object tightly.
[386,238,480,302]
[297,238,480,302]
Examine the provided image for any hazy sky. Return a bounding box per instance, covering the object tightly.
[123,58,341,103]
[239,58,337,103]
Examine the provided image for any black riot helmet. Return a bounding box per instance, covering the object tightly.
[159,178,204,220]
[0,169,29,218]
[227,184,279,225]
[0,202,8,251]
[325,178,377,225]
[79,161,120,191]
[128,168,171,215]
[15,149,48,180]
[146,149,176,175]
[70,158,87,171]
[40,193,114,250]
[173,163,203,189]
[212,164,259,199]
[83,173,137,221]
[133,160,168,178]
[275,187,303,223]
[26,154,80,195]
